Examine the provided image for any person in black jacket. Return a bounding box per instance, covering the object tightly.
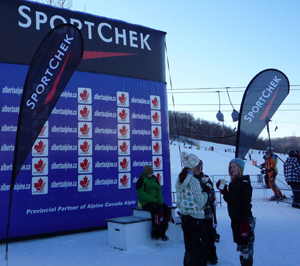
[216,158,256,266]
[195,160,218,265]
[284,150,300,209]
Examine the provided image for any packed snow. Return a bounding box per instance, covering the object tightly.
[1,140,300,266]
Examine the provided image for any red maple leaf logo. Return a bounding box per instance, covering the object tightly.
[80,176,90,189]
[80,158,91,171]
[153,142,160,152]
[154,157,161,168]
[80,141,90,154]
[34,140,46,154]
[152,112,159,122]
[156,173,162,183]
[80,106,90,119]
[120,142,128,153]
[120,158,129,170]
[34,159,46,173]
[153,127,160,137]
[119,93,127,105]
[39,125,46,136]
[34,178,46,192]
[119,109,128,121]
[152,97,159,107]
[119,125,128,136]
[80,123,90,136]
[120,174,129,186]
[80,89,90,102]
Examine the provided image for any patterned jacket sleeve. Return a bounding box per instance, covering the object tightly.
[190,178,208,210]
[293,159,300,174]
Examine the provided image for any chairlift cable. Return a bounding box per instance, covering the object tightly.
[226,87,235,110]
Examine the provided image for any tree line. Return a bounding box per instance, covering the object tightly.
[168,111,300,154]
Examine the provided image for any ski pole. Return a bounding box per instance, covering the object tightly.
[276,177,290,189]
[275,154,285,163]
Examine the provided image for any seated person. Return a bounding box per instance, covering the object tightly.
[136,165,172,241]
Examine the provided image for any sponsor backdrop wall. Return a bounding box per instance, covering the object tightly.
[0,0,171,240]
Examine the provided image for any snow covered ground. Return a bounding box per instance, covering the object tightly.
[1,140,300,266]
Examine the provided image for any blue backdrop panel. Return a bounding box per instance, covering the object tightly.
[0,62,170,239]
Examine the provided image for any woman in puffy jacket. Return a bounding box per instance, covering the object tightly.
[217,158,256,266]
[176,152,208,266]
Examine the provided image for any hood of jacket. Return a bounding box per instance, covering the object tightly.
[176,172,193,193]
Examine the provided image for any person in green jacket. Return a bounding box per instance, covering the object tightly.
[136,165,171,241]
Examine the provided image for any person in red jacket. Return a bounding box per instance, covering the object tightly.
[265,148,284,201]
[217,158,256,266]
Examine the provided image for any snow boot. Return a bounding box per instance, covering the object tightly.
[239,255,244,266]
[242,258,253,266]
[214,233,220,243]
[160,223,169,237]
[269,194,280,201]
[161,235,169,241]
[280,194,287,200]
[151,224,161,239]
[170,216,175,224]
[184,252,193,266]
[269,195,276,201]
[207,259,218,265]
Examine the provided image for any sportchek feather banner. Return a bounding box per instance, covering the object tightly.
[235,69,289,159]
[11,24,83,184]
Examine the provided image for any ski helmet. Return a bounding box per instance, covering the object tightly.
[288,149,296,157]
[266,147,274,156]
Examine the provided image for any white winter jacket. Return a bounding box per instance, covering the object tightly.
[176,171,208,219]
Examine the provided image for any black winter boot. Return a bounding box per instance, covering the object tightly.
[184,252,193,266]
[151,224,161,239]
[239,255,244,266]
[161,223,168,236]
[242,258,253,266]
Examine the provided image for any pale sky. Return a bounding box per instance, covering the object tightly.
[69,0,300,139]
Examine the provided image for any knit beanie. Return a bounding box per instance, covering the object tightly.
[181,152,200,169]
[230,158,245,171]
[143,165,154,175]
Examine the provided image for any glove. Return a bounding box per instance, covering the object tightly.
[216,180,228,195]
[208,190,215,202]
[200,182,210,194]
[240,222,249,238]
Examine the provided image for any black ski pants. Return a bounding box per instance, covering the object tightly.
[181,215,207,266]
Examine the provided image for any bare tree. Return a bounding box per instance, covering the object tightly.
[34,0,73,9]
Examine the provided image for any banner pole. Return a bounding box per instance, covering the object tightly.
[267,122,272,148]
[5,183,14,261]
